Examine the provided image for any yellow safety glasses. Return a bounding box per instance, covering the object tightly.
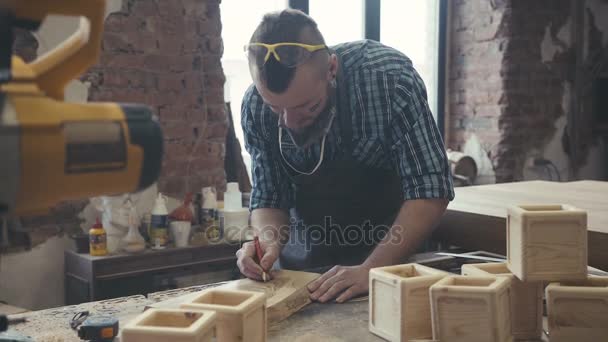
[245,42,328,68]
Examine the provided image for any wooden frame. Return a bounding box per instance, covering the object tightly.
[545,276,608,342]
[369,263,448,341]
[461,262,543,340]
[430,276,513,342]
[181,288,266,342]
[507,204,587,281]
[121,308,216,342]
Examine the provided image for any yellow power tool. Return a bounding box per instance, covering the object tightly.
[0,0,163,216]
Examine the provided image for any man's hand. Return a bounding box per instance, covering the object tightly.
[236,241,280,281]
[307,264,371,303]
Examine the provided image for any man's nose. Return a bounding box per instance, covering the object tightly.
[282,109,299,129]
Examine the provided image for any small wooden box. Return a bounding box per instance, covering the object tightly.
[369,263,448,341]
[121,308,216,342]
[430,276,513,342]
[462,262,543,340]
[546,276,608,342]
[507,204,587,281]
[181,288,266,342]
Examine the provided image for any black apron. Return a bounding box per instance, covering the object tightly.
[278,69,403,272]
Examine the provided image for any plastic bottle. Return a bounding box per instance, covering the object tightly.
[150,193,169,249]
[201,187,221,241]
[224,182,242,210]
[89,217,108,256]
[123,200,146,253]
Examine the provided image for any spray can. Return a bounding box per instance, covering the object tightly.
[89,217,107,256]
[150,193,169,249]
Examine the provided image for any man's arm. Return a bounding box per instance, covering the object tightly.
[363,198,448,269]
[236,86,294,280]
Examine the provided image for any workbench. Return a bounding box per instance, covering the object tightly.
[8,250,555,341]
[435,180,608,269]
[6,280,550,342]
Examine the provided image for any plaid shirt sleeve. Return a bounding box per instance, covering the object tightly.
[241,86,294,210]
[389,67,455,201]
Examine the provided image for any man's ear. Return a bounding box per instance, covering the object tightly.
[326,53,338,81]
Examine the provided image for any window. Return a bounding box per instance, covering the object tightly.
[220,0,288,177]
[381,0,441,120]
[309,0,365,46]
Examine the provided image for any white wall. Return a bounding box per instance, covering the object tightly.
[0,236,72,310]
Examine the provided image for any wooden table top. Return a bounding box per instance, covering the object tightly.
[447,180,608,234]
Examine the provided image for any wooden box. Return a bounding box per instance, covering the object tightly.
[181,288,266,342]
[430,276,513,342]
[546,276,608,342]
[461,262,543,340]
[121,308,216,342]
[507,204,587,281]
[369,263,448,341]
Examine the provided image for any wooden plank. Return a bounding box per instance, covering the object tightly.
[447,181,608,234]
[149,270,320,325]
[436,180,608,270]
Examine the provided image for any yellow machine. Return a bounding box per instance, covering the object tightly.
[0,0,163,216]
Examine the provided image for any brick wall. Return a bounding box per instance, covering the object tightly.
[86,0,227,198]
[448,0,606,182]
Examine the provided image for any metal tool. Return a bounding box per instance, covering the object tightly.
[0,0,163,217]
[71,311,118,342]
[436,252,608,276]
[0,315,32,342]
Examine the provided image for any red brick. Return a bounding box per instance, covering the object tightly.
[159,104,188,121]
[158,35,183,55]
[182,36,203,53]
[205,121,228,141]
[102,69,130,87]
[182,1,208,18]
[187,107,207,124]
[132,1,158,16]
[158,74,185,91]
[103,32,131,52]
[98,53,144,69]
[129,70,157,89]
[143,54,170,72]
[207,104,226,122]
[184,74,204,90]
[163,121,191,140]
[159,177,186,198]
[197,18,221,36]
[201,141,225,158]
[157,0,184,19]
[205,36,223,55]
[104,13,134,33]
[204,72,225,89]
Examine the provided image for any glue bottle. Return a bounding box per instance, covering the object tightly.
[201,187,221,241]
[150,193,169,249]
[89,217,107,256]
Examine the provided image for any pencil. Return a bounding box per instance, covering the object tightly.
[253,236,269,282]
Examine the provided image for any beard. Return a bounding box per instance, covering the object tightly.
[280,87,337,149]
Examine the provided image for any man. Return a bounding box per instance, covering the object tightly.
[235,9,454,303]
